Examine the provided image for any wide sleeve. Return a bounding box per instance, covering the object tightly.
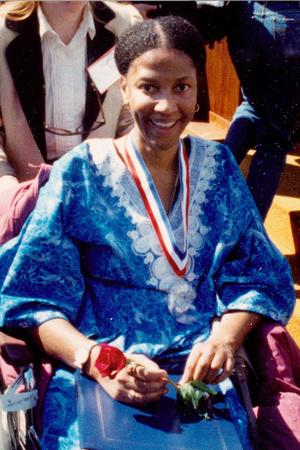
[210,145,295,325]
[0,146,90,329]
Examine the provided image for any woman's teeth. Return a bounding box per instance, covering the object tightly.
[151,119,178,129]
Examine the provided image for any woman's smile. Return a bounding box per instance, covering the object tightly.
[121,47,198,156]
[149,118,180,129]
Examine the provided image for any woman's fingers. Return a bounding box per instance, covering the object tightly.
[106,374,167,405]
[127,354,168,381]
[125,384,168,405]
[203,351,226,383]
[126,363,168,400]
[180,342,236,384]
[180,342,220,383]
[180,343,203,384]
[133,376,167,394]
[98,354,169,404]
[193,347,217,381]
[214,354,235,384]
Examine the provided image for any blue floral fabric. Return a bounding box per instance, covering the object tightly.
[0,136,295,449]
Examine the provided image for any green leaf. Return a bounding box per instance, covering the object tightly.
[178,383,194,402]
[177,382,209,411]
[191,387,204,410]
[190,380,217,396]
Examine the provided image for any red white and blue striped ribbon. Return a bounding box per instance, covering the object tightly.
[120,135,190,277]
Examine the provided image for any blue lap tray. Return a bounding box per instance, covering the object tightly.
[76,371,245,450]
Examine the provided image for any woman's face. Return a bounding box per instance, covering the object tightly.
[121,48,198,155]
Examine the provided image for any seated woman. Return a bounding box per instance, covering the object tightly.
[0,15,299,450]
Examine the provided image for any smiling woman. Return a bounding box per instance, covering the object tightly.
[115,16,204,214]
[0,15,299,450]
[120,48,197,156]
[116,48,198,214]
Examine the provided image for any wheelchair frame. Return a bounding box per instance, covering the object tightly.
[0,333,40,450]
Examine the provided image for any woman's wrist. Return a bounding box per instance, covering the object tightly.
[79,343,128,381]
[207,332,240,353]
[209,312,262,352]
[73,341,99,371]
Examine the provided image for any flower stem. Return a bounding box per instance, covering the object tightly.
[165,376,179,390]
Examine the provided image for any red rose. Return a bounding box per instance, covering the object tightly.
[95,343,127,379]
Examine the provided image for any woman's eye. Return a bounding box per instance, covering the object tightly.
[176,84,190,93]
[141,84,156,94]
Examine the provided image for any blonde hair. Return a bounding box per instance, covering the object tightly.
[0,2,39,21]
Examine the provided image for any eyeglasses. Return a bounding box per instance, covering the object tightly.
[44,89,106,136]
[45,118,105,136]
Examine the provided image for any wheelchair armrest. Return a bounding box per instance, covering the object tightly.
[0,331,34,366]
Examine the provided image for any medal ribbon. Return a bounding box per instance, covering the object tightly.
[122,135,190,277]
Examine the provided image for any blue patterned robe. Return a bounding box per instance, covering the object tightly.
[0,136,295,449]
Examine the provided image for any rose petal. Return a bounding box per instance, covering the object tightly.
[95,344,126,378]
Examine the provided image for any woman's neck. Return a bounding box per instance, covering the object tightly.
[141,148,179,173]
[133,136,180,214]
[41,2,87,45]
[133,133,180,172]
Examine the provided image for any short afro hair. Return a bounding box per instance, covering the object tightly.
[114,15,206,76]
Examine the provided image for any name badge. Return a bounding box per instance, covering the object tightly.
[1,390,38,412]
[87,47,120,94]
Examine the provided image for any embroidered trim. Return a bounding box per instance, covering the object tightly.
[90,137,219,323]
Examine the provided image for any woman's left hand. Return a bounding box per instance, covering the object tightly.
[180,338,235,385]
[180,311,263,385]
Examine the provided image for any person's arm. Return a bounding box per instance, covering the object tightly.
[0,112,43,185]
[0,146,167,404]
[33,318,168,405]
[32,318,96,369]
[180,143,295,386]
[180,311,262,385]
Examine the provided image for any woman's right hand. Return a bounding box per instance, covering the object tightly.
[88,351,168,405]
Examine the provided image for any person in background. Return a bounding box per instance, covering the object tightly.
[0,15,299,450]
[0,0,141,242]
[224,1,300,220]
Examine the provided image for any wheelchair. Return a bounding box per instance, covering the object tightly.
[0,332,42,450]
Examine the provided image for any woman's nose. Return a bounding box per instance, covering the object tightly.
[154,94,178,113]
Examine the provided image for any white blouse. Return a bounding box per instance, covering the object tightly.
[38,5,95,160]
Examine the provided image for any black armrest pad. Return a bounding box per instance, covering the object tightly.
[0,331,33,366]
